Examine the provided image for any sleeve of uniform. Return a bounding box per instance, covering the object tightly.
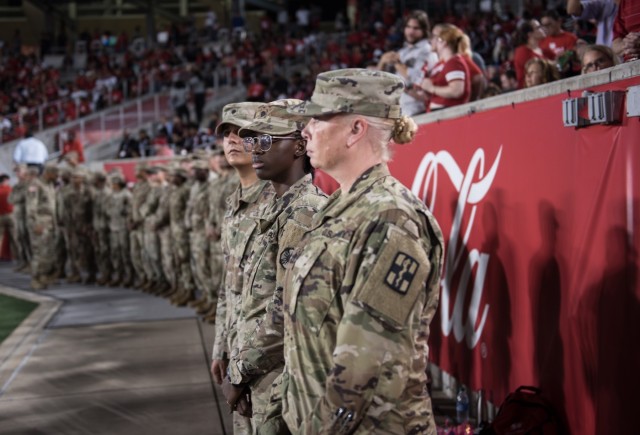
[306,217,437,434]
[211,227,230,360]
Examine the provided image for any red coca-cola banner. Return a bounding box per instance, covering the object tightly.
[389,76,640,434]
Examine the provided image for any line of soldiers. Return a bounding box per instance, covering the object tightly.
[8,151,239,322]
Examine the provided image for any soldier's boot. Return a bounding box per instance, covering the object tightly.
[153,281,170,296]
[96,275,110,286]
[141,280,154,292]
[30,277,48,290]
[122,275,134,288]
[13,263,27,272]
[169,289,184,305]
[189,297,207,308]
[44,273,59,285]
[203,304,217,324]
[83,275,96,285]
[197,301,213,315]
[67,274,82,284]
[158,285,177,298]
[108,277,122,287]
[19,264,32,274]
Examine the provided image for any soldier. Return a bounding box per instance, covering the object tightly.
[222,99,328,432]
[165,165,195,302]
[209,102,274,435]
[25,165,58,289]
[52,167,71,280]
[66,167,97,284]
[266,69,443,433]
[92,171,112,285]
[107,174,133,286]
[200,149,239,322]
[8,164,32,272]
[180,158,212,307]
[129,164,151,288]
[140,166,170,293]
[151,166,174,296]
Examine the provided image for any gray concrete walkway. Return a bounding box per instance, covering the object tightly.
[0,264,232,435]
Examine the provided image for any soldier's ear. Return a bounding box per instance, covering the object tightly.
[294,139,306,156]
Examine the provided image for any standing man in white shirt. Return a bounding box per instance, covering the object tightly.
[13,128,48,174]
[377,10,438,116]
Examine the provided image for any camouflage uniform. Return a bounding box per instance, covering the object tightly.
[107,181,133,284]
[8,178,31,269]
[25,171,57,286]
[154,183,175,292]
[130,175,151,286]
[268,69,445,434]
[92,174,112,284]
[140,176,167,289]
[168,170,195,301]
[186,165,213,303]
[206,171,239,302]
[228,174,327,430]
[58,180,78,279]
[67,171,96,282]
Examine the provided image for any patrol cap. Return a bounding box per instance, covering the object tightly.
[191,159,210,170]
[92,170,107,182]
[171,167,189,179]
[144,165,166,175]
[110,173,126,184]
[288,68,404,119]
[71,167,87,178]
[135,162,149,174]
[214,102,263,135]
[238,99,308,138]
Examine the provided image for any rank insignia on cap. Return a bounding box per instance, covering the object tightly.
[280,247,295,269]
[385,252,420,294]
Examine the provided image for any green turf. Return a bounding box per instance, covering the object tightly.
[0,294,39,344]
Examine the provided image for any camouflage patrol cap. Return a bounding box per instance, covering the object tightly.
[288,68,404,119]
[238,99,308,138]
[71,167,87,178]
[214,102,263,135]
[135,162,149,174]
[171,166,189,179]
[110,173,125,184]
[92,170,107,182]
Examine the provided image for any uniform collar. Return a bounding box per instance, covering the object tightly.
[257,174,314,232]
[230,179,272,213]
[313,164,390,226]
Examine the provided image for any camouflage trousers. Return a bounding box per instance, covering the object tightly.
[234,412,253,435]
[68,228,96,278]
[95,227,112,280]
[143,226,165,284]
[159,227,174,288]
[12,211,31,266]
[190,230,214,302]
[28,222,56,279]
[110,230,132,282]
[0,214,17,262]
[256,371,289,435]
[172,228,194,292]
[129,228,146,283]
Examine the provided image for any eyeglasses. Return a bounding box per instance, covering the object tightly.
[242,134,298,152]
[582,57,610,73]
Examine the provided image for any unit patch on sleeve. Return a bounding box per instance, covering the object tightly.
[385,252,420,294]
[279,247,295,268]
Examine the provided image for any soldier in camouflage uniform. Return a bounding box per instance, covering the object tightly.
[66,168,97,284]
[25,165,59,289]
[165,166,195,302]
[129,164,151,288]
[52,168,71,280]
[210,102,274,435]
[107,174,133,286]
[92,171,112,285]
[222,99,328,433]
[140,166,170,293]
[151,167,174,296]
[260,69,444,434]
[201,150,239,321]
[8,164,32,272]
[180,159,212,307]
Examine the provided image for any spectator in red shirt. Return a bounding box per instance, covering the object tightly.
[59,130,85,163]
[540,9,578,59]
[0,173,16,261]
[420,24,471,111]
[513,19,554,88]
[612,0,640,62]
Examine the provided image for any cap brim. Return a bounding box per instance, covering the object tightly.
[238,120,299,138]
[286,100,344,117]
[214,118,255,135]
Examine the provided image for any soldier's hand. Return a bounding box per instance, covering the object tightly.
[210,358,228,385]
[221,377,246,412]
[236,394,252,418]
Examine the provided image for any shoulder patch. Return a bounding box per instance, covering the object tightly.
[384,252,420,294]
[280,247,295,269]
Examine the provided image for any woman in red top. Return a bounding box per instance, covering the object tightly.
[513,19,554,89]
[420,25,471,111]
[60,130,85,163]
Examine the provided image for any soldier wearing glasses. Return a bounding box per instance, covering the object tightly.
[261,69,444,434]
[221,99,327,432]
